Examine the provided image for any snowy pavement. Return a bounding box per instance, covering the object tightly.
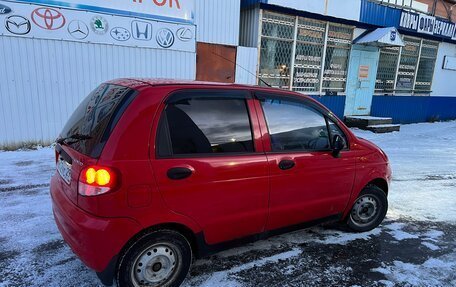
[1,121,456,287]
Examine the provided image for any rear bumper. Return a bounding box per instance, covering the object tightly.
[50,175,142,284]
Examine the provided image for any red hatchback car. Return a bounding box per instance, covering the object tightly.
[51,79,391,287]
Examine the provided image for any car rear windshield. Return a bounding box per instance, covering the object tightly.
[59,84,137,158]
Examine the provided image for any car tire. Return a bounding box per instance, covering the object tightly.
[346,185,388,232]
[116,230,192,287]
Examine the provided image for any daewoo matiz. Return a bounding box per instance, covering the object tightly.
[51,79,392,287]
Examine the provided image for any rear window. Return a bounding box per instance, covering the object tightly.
[60,84,137,157]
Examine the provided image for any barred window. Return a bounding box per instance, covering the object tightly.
[258,10,353,94]
[375,36,439,95]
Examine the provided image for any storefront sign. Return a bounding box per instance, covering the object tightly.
[8,0,195,23]
[399,10,456,40]
[0,1,196,52]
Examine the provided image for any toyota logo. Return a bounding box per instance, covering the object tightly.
[156,28,175,48]
[32,7,66,30]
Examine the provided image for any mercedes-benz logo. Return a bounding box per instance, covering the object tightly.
[5,15,31,35]
[68,20,89,40]
[156,28,175,48]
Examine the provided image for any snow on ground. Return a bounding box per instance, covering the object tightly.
[0,121,455,287]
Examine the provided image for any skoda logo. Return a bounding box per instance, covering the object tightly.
[5,15,31,35]
[31,7,66,30]
[0,4,12,15]
[91,16,108,35]
[156,28,174,48]
[68,20,89,40]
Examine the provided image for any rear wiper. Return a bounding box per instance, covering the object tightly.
[56,134,92,145]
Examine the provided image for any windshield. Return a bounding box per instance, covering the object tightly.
[59,84,136,157]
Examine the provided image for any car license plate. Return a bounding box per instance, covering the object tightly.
[57,157,72,184]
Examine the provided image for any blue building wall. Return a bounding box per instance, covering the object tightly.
[312,96,456,124]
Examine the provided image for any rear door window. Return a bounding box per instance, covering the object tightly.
[259,96,330,152]
[60,84,136,157]
[157,91,254,156]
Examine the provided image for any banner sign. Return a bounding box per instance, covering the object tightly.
[399,10,456,41]
[0,0,196,52]
[8,0,195,23]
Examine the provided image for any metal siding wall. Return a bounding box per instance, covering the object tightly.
[235,46,259,84]
[239,7,260,47]
[360,0,402,27]
[195,0,241,46]
[0,36,196,147]
[371,96,456,124]
[310,96,346,120]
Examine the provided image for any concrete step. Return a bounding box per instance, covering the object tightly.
[345,116,393,128]
[366,124,401,133]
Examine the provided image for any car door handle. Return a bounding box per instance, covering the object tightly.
[279,160,295,171]
[167,167,193,180]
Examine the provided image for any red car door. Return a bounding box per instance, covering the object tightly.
[151,89,269,244]
[254,92,357,231]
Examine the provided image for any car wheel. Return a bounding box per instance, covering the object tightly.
[116,230,192,287]
[346,185,388,232]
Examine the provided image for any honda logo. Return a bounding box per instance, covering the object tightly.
[131,20,152,41]
[31,7,66,30]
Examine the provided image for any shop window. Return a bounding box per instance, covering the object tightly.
[322,24,352,93]
[375,47,400,93]
[292,18,326,92]
[415,40,439,93]
[258,10,353,94]
[396,36,421,93]
[259,11,294,89]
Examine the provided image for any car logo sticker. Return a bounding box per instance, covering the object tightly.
[176,27,193,42]
[0,4,12,15]
[156,28,174,48]
[31,7,66,30]
[110,27,131,41]
[68,20,89,40]
[131,20,152,40]
[90,16,108,35]
[5,15,31,35]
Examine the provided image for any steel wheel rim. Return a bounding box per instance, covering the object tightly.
[350,195,380,228]
[131,243,180,287]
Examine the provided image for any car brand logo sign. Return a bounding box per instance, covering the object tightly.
[90,16,108,35]
[156,28,174,48]
[110,27,131,41]
[31,7,66,30]
[67,20,89,40]
[131,20,152,40]
[0,4,12,15]
[176,27,193,42]
[5,15,31,35]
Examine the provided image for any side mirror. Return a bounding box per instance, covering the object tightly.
[332,135,345,158]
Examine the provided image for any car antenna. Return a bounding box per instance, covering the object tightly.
[210,51,272,87]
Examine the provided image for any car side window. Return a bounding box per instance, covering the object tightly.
[158,96,254,156]
[327,119,348,149]
[260,97,330,152]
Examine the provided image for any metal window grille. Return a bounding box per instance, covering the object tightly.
[258,10,354,94]
[375,47,400,93]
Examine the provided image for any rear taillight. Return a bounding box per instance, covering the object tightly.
[78,166,118,196]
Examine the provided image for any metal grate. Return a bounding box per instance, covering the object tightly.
[376,47,400,93]
[415,40,439,93]
[259,38,293,89]
[292,17,326,92]
[322,24,353,91]
[395,36,421,93]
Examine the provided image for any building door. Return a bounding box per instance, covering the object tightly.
[344,45,380,116]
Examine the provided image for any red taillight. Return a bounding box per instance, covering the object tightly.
[78,166,118,197]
